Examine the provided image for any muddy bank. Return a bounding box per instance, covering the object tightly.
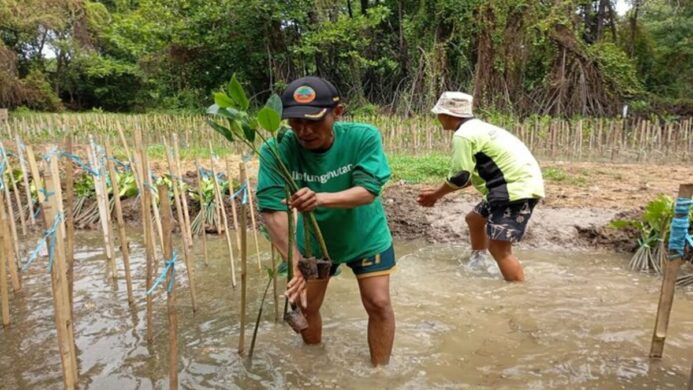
[382,184,637,252]
[82,188,637,252]
[66,182,637,252]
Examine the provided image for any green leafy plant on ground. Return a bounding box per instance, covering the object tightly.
[610,194,678,274]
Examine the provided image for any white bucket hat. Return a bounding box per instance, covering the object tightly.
[431,92,473,118]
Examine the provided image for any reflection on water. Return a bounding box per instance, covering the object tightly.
[1,231,692,389]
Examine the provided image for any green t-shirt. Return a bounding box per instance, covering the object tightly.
[447,119,545,203]
[256,121,393,263]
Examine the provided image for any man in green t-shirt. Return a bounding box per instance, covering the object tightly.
[257,76,395,366]
[417,92,545,282]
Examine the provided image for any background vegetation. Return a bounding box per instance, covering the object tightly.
[1,0,691,117]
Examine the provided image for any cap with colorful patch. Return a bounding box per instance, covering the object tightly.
[281,76,341,120]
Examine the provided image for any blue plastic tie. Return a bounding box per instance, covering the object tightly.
[230,183,248,205]
[0,159,6,191]
[668,197,693,258]
[108,156,130,172]
[23,212,63,272]
[39,188,55,198]
[146,252,177,295]
[61,151,100,177]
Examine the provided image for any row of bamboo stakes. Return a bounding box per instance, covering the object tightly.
[5,114,693,163]
[0,129,276,389]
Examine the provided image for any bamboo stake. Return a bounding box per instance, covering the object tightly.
[164,141,197,312]
[194,159,209,266]
[243,161,262,271]
[650,184,693,358]
[172,134,194,249]
[136,129,156,344]
[0,191,10,326]
[64,136,75,311]
[25,145,45,206]
[238,162,248,354]
[43,153,79,389]
[116,123,142,190]
[1,143,27,235]
[158,185,179,390]
[208,148,223,236]
[164,140,187,251]
[210,152,237,286]
[87,138,117,279]
[105,142,134,306]
[146,158,166,251]
[225,159,242,252]
[1,147,21,265]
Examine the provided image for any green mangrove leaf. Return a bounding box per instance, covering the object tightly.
[207,119,234,142]
[228,74,249,110]
[249,117,259,130]
[206,104,220,115]
[216,106,242,121]
[276,126,289,144]
[242,121,256,143]
[257,106,281,133]
[214,92,235,109]
[266,94,282,118]
[228,119,245,139]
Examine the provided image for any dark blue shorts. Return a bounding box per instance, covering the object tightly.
[330,245,396,279]
[472,198,538,242]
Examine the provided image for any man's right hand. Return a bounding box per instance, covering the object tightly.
[286,269,308,308]
[417,188,440,207]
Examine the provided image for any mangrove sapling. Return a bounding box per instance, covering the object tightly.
[248,263,286,361]
[612,195,676,274]
[189,174,217,235]
[206,74,330,263]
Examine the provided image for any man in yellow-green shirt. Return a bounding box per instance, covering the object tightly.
[417,92,544,281]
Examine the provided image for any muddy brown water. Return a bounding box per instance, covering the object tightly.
[1,231,692,389]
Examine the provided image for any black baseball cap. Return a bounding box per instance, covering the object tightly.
[280,76,341,120]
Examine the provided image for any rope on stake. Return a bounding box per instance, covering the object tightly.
[146,252,178,295]
[23,212,63,272]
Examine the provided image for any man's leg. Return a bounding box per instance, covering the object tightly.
[465,210,489,251]
[300,278,330,344]
[357,274,395,366]
[488,239,524,282]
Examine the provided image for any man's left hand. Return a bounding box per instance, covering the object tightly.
[286,187,323,212]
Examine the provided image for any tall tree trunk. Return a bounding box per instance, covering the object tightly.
[596,0,607,41]
[360,0,368,15]
[629,0,641,57]
[472,4,495,108]
[398,0,408,77]
[347,0,353,18]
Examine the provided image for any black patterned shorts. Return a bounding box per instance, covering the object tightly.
[472,198,539,242]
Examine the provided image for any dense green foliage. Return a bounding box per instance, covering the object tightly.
[1,0,690,116]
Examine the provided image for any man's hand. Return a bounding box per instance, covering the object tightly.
[285,269,308,308]
[417,188,440,207]
[285,187,323,212]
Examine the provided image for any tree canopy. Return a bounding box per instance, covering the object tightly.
[0,0,690,117]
